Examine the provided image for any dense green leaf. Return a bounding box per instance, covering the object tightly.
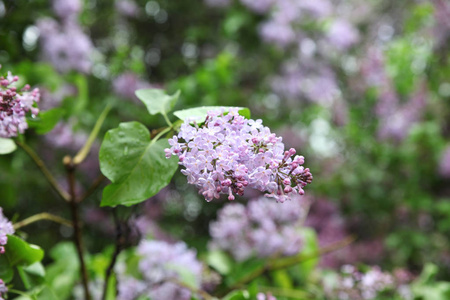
[173,106,251,122]
[5,235,44,266]
[0,254,14,282]
[206,250,233,275]
[99,121,178,207]
[27,108,64,134]
[135,89,180,116]
[0,138,17,154]
[222,290,250,300]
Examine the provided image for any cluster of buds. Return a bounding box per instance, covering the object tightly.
[165,108,312,202]
[0,66,40,138]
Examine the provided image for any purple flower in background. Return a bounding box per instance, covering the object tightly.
[36,18,93,74]
[439,146,450,178]
[0,279,7,300]
[113,72,152,102]
[52,0,81,20]
[326,19,360,50]
[45,121,88,151]
[241,0,274,14]
[117,240,203,300]
[259,20,296,48]
[323,265,412,300]
[115,0,139,17]
[39,84,77,110]
[257,292,277,300]
[0,68,40,138]
[209,196,308,261]
[166,108,313,202]
[0,208,14,255]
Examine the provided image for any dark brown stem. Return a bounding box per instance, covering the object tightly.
[78,174,106,203]
[101,209,124,300]
[65,156,91,300]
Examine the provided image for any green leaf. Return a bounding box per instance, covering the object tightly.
[27,108,64,134]
[173,106,250,123]
[99,122,178,207]
[0,255,14,282]
[0,138,17,154]
[135,89,180,116]
[5,235,44,266]
[206,250,233,275]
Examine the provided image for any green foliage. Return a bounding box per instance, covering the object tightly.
[135,89,180,120]
[99,122,178,206]
[0,138,17,155]
[27,108,64,134]
[4,235,44,267]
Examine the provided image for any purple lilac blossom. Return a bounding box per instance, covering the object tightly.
[0,208,14,255]
[52,0,81,20]
[36,18,93,74]
[326,19,360,50]
[439,145,450,178]
[257,292,277,300]
[0,68,40,138]
[165,108,313,203]
[117,240,203,300]
[115,0,139,17]
[209,196,307,261]
[240,0,274,14]
[323,265,412,300]
[112,72,152,102]
[259,20,296,48]
[0,279,7,300]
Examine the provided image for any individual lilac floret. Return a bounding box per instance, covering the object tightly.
[165,108,313,202]
[117,240,203,300]
[209,196,307,261]
[0,208,15,255]
[323,265,413,300]
[0,67,40,138]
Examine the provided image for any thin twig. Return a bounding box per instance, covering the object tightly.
[78,174,106,203]
[65,156,91,300]
[101,209,124,300]
[73,104,112,165]
[16,140,70,202]
[168,279,217,300]
[13,213,72,230]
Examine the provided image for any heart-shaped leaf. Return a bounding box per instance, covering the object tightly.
[135,89,180,116]
[4,235,44,266]
[99,122,178,207]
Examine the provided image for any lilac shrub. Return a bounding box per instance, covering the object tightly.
[117,240,203,300]
[324,265,413,300]
[209,196,307,261]
[165,108,313,202]
[0,279,7,300]
[0,68,40,138]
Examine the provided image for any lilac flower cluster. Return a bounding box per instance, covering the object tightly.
[209,196,307,261]
[439,145,450,178]
[324,265,413,300]
[112,72,152,103]
[165,108,313,202]
[117,240,203,300]
[0,279,7,300]
[36,0,93,73]
[0,68,40,138]
[0,208,14,255]
[0,208,14,300]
